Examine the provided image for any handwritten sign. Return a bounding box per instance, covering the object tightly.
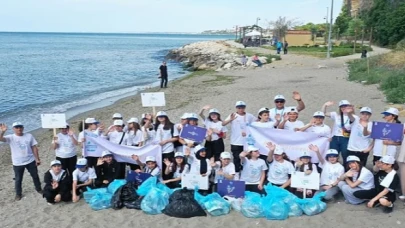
[217,180,245,198]
[371,121,404,142]
[180,124,207,143]
[181,174,209,190]
[126,171,152,184]
[41,114,67,129]
[141,92,166,107]
[291,172,320,190]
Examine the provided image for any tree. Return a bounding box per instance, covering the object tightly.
[347,18,364,52]
[268,16,300,40]
[334,4,351,38]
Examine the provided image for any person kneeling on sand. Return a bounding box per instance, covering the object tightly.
[72,158,97,203]
[95,150,121,188]
[43,160,72,205]
[131,155,161,177]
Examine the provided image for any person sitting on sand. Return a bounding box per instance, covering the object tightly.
[131,155,161,177]
[95,151,121,188]
[78,117,104,168]
[162,152,190,188]
[210,151,235,192]
[72,158,97,203]
[52,122,78,177]
[266,143,294,191]
[270,91,305,122]
[43,160,72,205]
[252,54,262,67]
[239,146,267,195]
[292,151,319,199]
[185,145,212,194]
[277,107,304,131]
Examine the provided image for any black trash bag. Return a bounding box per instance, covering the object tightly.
[129,196,143,210]
[111,186,125,210]
[162,188,206,218]
[121,182,139,202]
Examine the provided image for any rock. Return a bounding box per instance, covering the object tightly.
[215,68,223,72]
[271,58,276,62]
[223,63,232,69]
[197,64,209,70]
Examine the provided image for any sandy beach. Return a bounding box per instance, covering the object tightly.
[1,46,404,228]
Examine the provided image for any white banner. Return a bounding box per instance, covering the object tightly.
[247,126,329,163]
[41,114,66,128]
[182,174,209,190]
[86,134,162,168]
[141,92,166,107]
[291,172,320,190]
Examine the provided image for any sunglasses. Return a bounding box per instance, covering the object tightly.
[340,105,349,108]
[236,106,246,109]
[52,164,62,167]
[14,126,23,129]
[275,100,285,103]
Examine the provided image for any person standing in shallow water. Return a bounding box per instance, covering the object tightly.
[159,61,168,88]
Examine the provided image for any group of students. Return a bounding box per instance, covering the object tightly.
[1,91,405,214]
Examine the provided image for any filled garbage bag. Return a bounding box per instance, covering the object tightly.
[262,196,289,220]
[156,182,174,196]
[296,192,327,216]
[201,193,230,216]
[223,196,243,212]
[194,189,207,210]
[107,179,127,194]
[89,192,113,211]
[130,196,143,210]
[83,187,108,203]
[111,186,125,209]
[163,188,206,218]
[283,195,303,217]
[137,177,158,196]
[241,191,264,218]
[111,182,139,210]
[141,187,170,215]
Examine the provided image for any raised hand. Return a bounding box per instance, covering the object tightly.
[324,101,334,107]
[345,105,355,114]
[184,147,191,156]
[283,113,289,121]
[308,144,319,152]
[163,158,171,167]
[275,114,281,122]
[51,181,59,189]
[53,136,58,143]
[230,113,237,121]
[97,158,104,166]
[309,118,317,125]
[266,142,276,151]
[345,170,354,177]
[98,123,105,131]
[0,123,8,132]
[292,91,302,101]
[68,129,75,136]
[202,105,211,111]
[131,155,139,161]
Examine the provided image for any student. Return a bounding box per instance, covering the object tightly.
[266,143,294,190]
[72,158,97,203]
[239,146,268,194]
[311,145,345,201]
[52,122,78,176]
[140,113,156,146]
[292,151,319,198]
[185,145,212,176]
[372,108,401,163]
[109,113,127,132]
[299,111,332,139]
[43,160,72,205]
[174,113,189,152]
[269,91,305,122]
[95,151,121,188]
[126,117,144,147]
[78,117,103,168]
[200,106,227,161]
[347,107,373,166]
[178,113,199,155]
[251,107,280,128]
[337,156,375,205]
[398,135,405,201]
[162,152,190,188]
[132,155,161,177]
[322,100,356,164]
[222,101,255,173]
[211,152,236,191]
[0,122,42,201]
[278,107,304,131]
[354,155,399,213]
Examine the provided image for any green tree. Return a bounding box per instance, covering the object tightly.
[334,4,351,38]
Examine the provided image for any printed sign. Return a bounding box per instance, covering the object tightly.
[217,180,245,198]
[180,124,207,143]
[126,171,152,184]
[371,121,404,142]
[41,114,67,129]
[141,92,166,107]
[291,171,320,190]
[181,174,209,190]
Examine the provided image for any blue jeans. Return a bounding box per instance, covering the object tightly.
[13,161,42,196]
[330,136,349,164]
[252,60,262,67]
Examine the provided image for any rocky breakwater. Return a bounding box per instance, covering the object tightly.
[166,40,270,71]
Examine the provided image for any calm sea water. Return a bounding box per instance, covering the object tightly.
[0,32,232,132]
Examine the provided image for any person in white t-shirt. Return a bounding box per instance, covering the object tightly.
[239,146,268,195]
[338,155,375,205]
[311,145,344,201]
[266,143,294,190]
[178,113,200,156]
[185,145,212,194]
[210,152,236,191]
[131,155,161,177]
[52,122,78,177]
[162,152,190,188]
[126,118,144,147]
[0,122,42,201]
[174,113,189,152]
[108,113,127,132]
[72,158,97,203]
[78,117,104,168]
[251,107,280,128]
[347,107,374,166]
[278,107,304,131]
[140,113,156,146]
[269,91,305,122]
[292,151,319,198]
[299,111,332,139]
[222,101,255,173]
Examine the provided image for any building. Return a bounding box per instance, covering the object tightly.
[284,30,313,46]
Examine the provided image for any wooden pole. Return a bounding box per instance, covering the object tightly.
[53,128,57,137]
[354,29,357,54]
[152,106,156,117]
[82,120,85,157]
[367,57,370,76]
[369,28,373,47]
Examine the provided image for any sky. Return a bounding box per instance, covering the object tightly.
[0,0,344,33]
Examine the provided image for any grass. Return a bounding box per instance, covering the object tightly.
[288,44,373,58]
[176,70,215,83]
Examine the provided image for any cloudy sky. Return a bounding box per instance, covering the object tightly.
[0,0,344,33]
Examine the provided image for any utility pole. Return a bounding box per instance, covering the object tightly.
[324,7,329,44]
[327,0,334,58]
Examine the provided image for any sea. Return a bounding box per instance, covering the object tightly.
[0,32,232,134]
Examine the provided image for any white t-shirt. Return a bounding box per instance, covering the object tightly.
[294,163,319,173]
[54,133,77,158]
[305,125,332,138]
[225,113,255,146]
[240,158,268,185]
[284,120,304,131]
[204,120,228,141]
[348,117,373,151]
[78,130,101,156]
[187,155,212,176]
[141,127,156,146]
[319,162,344,186]
[144,166,161,177]
[270,106,296,121]
[105,131,129,145]
[373,139,397,157]
[4,133,37,166]
[170,163,190,179]
[155,124,179,153]
[267,160,295,185]
[352,167,375,190]
[251,121,277,128]
[213,161,236,184]
[127,130,144,146]
[72,167,97,182]
[330,112,355,137]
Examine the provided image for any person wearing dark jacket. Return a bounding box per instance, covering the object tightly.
[95,150,121,188]
[43,160,72,204]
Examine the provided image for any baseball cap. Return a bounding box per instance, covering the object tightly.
[101,150,113,157]
[273,146,284,155]
[12,122,24,128]
[209,108,220,115]
[127,117,139,124]
[85,118,99,124]
[380,155,395,165]
[360,107,372,114]
[187,113,199,120]
[247,145,259,152]
[220,151,232,159]
[50,160,61,166]
[381,107,399,116]
[174,152,184,158]
[288,107,298,113]
[181,113,189,119]
[194,145,206,153]
[145,156,156,162]
[235,101,246,107]
[113,120,124,126]
[156,111,168,117]
[347,155,360,163]
[274,95,285,101]
[63,122,69,128]
[313,111,325,117]
[300,151,312,158]
[325,149,339,156]
[339,100,350,107]
[112,113,123,119]
[257,107,270,115]
[76,158,88,168]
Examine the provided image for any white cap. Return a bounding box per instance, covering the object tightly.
[127,117,139,123]
[382,107,399,116]
[194,145,206,153]
[50,160,61,166]
[313,111,325,117]
[102,150,113,157]
[113,120,124,126]
[64,122,69,128]
[220,152,232,159]
[187,113,199,120]
[181,113,189,119]
[300,151,312,158]
[156,111,167,117]
[339,100,350,107]
[274,146,284,155]
[347,155,360,163]
[247,145,259,152]
[360,107,372,114]
[12,122,23,127]
[112,113,123,119]
[235,101,246,107]
[326,149,339,156]
[141,113,147,119]
[257,107,270,115]
[380,155,395,165]
[85,118,99,124]
[287,107,298,113]
[209,108,220,115]
[174,152,184,158]
[76,158,88,168]
[145,156,156,162]
[274,95,285,101]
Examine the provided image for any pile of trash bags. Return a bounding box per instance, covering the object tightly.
[163,188,206,218]
[83,179,127,211]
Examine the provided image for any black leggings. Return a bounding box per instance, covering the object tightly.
[205,138,225,161]
[43,189,71,203]
[231,145,244,172]
[56,156,77,177]
[353,188,396,203]
[246,184,265,195]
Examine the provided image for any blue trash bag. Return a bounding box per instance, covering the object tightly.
[241,191,264,218]
[89,192,113,211]
[283,194,303,217]
[107,179,127,194]
[194,189,206,210]
[137,176,157,196]
[83,187,108,203]
[262,196,289,220]
[156,182,174,196]
[201,193,230,216]
[295,192,327,216]
[141,187,170,215]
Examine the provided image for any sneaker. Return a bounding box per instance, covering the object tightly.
[383,205,394,214]
[399,195,405,201]
[47,202,54,206]
[36,189,43,194]
[15,195,22,201]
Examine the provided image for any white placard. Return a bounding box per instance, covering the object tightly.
[41,114,67,129]
[141,92,166,107]
[291,171,320,190]
[181,174,209,190]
